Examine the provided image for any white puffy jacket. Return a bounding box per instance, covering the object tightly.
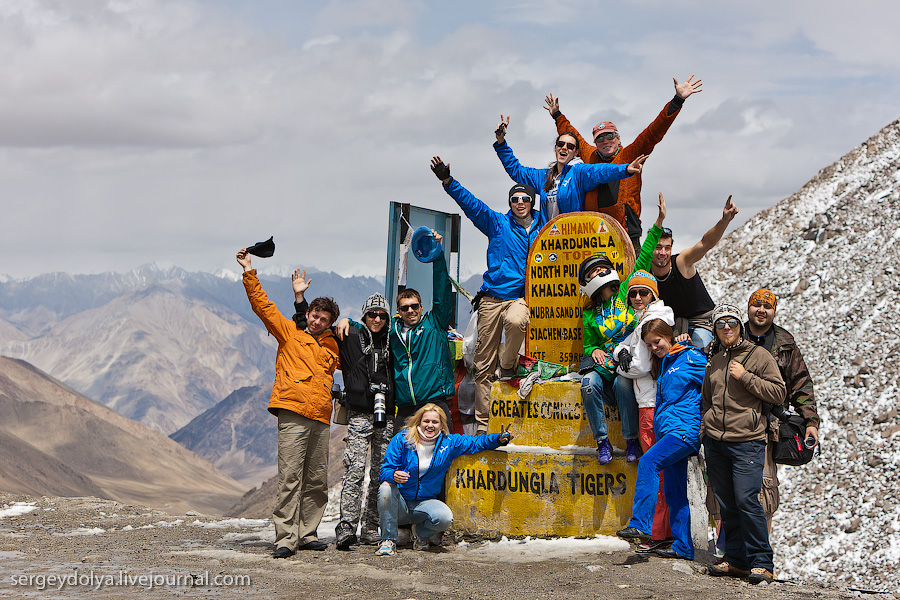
[615,301,675,409]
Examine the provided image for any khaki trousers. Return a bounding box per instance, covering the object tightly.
[473,295,529,430]
[273,409,329,550]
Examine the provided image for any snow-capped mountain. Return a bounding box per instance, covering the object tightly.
[702,118,900,590]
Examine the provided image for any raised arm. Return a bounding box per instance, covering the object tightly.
[432,156,500,237]
[238,249,294,343]
[429,232,454,330]
[545,93,596,163]
[676,195,739,278]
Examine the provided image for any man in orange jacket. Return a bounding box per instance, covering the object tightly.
[544,74,702,252]
[237,248,340,558]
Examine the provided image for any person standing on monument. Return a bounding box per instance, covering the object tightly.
[744,288,820,531]
[649,195,739,349]
[429,156,544,435]
[578,194,667,465]
[493,115,647,221]
[236,248,340,558]
[616,318,706,561]
[702,304,785,584]
[543,75,703,252]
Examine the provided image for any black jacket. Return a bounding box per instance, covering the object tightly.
[294,300,393,414]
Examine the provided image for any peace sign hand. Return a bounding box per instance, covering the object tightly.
[497,423,514,445]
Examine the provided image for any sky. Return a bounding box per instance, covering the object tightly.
[2,0,900,282]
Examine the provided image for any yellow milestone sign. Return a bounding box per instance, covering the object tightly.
[526,213,635,367]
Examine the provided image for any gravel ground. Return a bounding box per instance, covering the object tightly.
[0,493,879,600]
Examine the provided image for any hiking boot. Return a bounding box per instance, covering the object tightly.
[375,540,396,556]
[707,561,750,578]
[615,527,651,543]
[653,547,691,560]
[625,439,642,463]
[359,531,380,546]
[498,366,517,381]
[297,539,327,551]
[748,568,774,584]
[635,539,672,553]
[335,521,357,551]
[597,439,613,465]
[272,546,295,559]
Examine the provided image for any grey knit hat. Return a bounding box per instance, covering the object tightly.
[711,303,742,326]
[361,293,390,316]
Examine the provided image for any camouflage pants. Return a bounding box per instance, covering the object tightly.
[339,410,394,538]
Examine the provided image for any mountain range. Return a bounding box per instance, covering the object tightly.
[0,356,245,515]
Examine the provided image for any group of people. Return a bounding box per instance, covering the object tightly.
[234,73,820,586]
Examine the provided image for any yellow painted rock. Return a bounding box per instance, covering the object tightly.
[446,449,637,537]
[488,380,626,451]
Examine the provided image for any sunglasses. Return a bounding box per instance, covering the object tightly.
[398,303,421,313]
[627,288,652,299]
[509,196,532,204]
[594,132,618,142]
[555,140,576,151]
[365,311,388,320]
[715,318,741,330]
[662,227,673,237]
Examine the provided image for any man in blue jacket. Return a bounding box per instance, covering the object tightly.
[431,157,544,434]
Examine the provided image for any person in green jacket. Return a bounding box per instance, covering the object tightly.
[338,230,455,432]
[579,194,667,464]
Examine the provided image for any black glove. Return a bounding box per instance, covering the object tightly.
[617,348,633,372]
[431,160,450,181]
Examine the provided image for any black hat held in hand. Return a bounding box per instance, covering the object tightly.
[246,236,275,258]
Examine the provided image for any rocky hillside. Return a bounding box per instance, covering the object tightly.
[701,118,900,590]
[0,356,246,515]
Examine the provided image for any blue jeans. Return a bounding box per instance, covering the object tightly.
[628,435,695,558]
[703,437,773,571]
[690,327,714,350]
[377,482,453,542]
[580,371,638,441]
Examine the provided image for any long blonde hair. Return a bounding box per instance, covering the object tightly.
[403,403,449,446]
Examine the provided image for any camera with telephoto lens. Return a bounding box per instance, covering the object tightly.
[331,382,346,403]
[370,382,390,428]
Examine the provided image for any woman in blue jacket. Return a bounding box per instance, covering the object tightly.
[375,403,512,556]
[616,318,706,560]
[492,114,647,221]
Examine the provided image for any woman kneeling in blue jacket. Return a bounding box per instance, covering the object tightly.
[375,403,512,556]
[616,319,706,560]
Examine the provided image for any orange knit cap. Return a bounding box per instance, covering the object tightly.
[748,288,777,309]
[626,270,659,299]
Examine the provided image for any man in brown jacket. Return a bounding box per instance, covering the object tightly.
[237,249,340,558]
[745,288,820,530]
[701,303,785,585]
[544,74,702,252]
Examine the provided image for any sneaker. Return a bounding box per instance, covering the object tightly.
[335,521,357,551]
[597,439,613,465]
[635,539,672,553]
[375,540,396,556]
[707,561,750,578]
[625,439,642,463]
[615,526,651,543]
[748,567,774,584]
[498,366,517,381]
[411,523,434,551]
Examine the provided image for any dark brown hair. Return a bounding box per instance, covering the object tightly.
[641,318,675,378]
[396,288,422,308]
[308,296,340,322]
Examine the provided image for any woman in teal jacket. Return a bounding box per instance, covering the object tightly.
[579,194,666,464]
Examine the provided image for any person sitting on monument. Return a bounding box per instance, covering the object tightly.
[429,156,545,435]
[616,319,706,561]
[375,404,512,556]
[492,114,647,221]
[542,75,703,252]
[578,194,667,465]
